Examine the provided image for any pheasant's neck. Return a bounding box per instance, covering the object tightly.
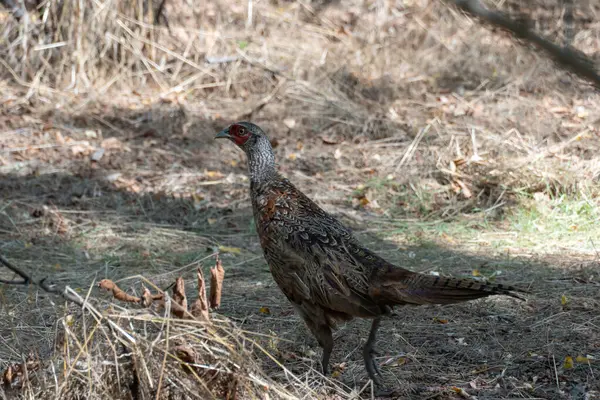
[247,141,277,184]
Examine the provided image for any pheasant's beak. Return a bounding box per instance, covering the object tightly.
[215,128,231,140]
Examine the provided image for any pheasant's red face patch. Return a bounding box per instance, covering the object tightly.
[230,124,251,146]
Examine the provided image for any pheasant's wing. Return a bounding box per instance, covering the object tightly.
[257,178,393,317]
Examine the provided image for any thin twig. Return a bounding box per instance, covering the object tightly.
[0,253,91,312]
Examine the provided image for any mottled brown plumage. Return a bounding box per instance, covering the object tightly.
[215,122,526,384]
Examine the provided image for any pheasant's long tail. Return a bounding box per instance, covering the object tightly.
[374,270,528,306]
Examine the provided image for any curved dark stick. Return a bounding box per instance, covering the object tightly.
[0,253,85,307]
[0,254,31,285]
[452,0,600,88]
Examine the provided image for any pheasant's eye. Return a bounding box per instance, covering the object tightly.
[238,127,248,136]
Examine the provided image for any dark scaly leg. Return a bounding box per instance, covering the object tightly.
[296,306,334,376]
[363,317,382,384]
[314,325,334,375]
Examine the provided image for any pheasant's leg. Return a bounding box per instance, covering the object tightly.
[314,325,334,375]
[363,317,383,384]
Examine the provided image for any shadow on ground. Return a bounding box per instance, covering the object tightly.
[1,175,598,399]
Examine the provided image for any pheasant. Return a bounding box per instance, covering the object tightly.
[215,122,526,385]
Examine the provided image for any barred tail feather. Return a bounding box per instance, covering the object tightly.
[376,272,527,306]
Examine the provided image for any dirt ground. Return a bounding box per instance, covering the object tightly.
[1,0,600,399]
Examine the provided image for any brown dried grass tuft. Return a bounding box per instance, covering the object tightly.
[1,271,350,400]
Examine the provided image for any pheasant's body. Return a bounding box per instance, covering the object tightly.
[252,175,385,324]
[216,122,526,385]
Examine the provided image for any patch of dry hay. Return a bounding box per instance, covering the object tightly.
[1,281,350,400]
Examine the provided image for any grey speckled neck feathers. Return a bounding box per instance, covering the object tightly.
[247,135,276,183]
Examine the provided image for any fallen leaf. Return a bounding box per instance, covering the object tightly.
[283,118,296,129]
[209,257,224,309]
[550,106,570,114]
[101,137,124,150]
[91,148,105,162]
[576,355,589,363]
[190,268,210,321]
[98,279,140,303]
[71,142,93,156]
[172,277,187,318]
[455,179,472,198]
[55,131,65,144]
[1,354,41,389]
[337,25,349,35]
[173,345,198,364]
[321,135,341,145]
[395,357,408,366]
[450,386,471,398]
[141,286,155,307]
[564,356,574,369]
[453,158,466,167]
[259,306,271,315]
[472,269,481,277]
[218,246,242,255]
[205,170,224,179]
[561,294,568,306]
[434,317,448,324]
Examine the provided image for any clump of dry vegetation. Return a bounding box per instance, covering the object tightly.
[1,257,349,399]
[1,0,600,399]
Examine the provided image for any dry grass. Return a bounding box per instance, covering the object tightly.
[1,0,600,398]
[1,284,350,399]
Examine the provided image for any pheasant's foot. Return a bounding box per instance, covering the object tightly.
[363,348,383,385]
[372,386,398,398]
[321,362,329,376]
[363,317,384,385]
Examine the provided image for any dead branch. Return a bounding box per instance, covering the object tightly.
[0,253,86,306]
[0,253,138,352]
[451,0,600,87]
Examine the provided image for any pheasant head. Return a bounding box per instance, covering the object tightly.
[215,122,276,183]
